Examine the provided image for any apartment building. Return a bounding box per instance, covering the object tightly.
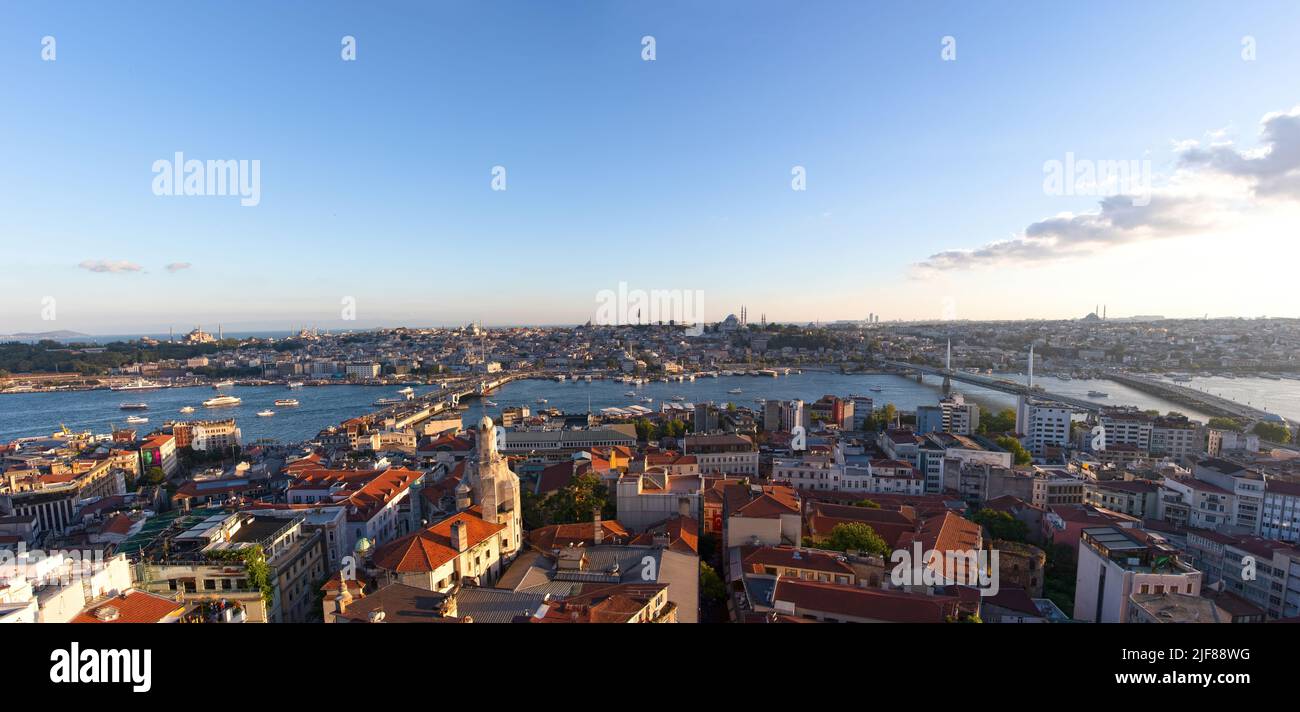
[1073,526,1203,623]
[684,433,758,476]
[1183,529,1300,619]
[1015,398,1073,457]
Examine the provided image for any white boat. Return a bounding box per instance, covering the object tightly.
[287,381,304,389]
[212,380,235,389]
[203,395,242,407]
[111,378,164,392]
[728,388,743,394]
[179,406,196,413]
[125,415,149,424]
[374,397,404,406]
[257,409,275,417]
[624,391,637,397]
[274,399,299,407]
[869,386,883,392]
[640,396,654,403]
[483,400,498,407]
[671,395,686,401]
[398,386,416,396]
[119,402,149,410]
[536,398,548,404]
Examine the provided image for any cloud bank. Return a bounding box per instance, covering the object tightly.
[914,105,1300,274]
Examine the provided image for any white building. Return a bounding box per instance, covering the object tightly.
[1016,397,1073,457]
[1073,526,1202,623]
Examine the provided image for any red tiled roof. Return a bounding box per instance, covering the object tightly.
[71,591,183,623]
[773,579,959,622]
[371,508,505,573]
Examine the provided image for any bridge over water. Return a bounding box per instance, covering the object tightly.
[881,360,1102,412]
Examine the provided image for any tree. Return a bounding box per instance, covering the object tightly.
[1208,417,1245,432]
[978,407,1017,434]
[853,499,880,509]
[541,472,614,524]
[995,436,1032,465]
[1252,421,1292,444]
[142,466,167,486]
[700,562,726,605]
[822,522,890,556]
[971,508,1027,542]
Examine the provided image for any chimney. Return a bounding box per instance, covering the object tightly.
[450,520,469,552]
[593,507,603,545]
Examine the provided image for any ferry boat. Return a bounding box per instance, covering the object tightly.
[274,399,299,407]
[869,385,884,392]
[179,406,196,413]
[1087,391,1109,398]
[119,402,149,410]
[212,380,236,389]
[728,388,743,394]
[203,395,242,407]
[483,400,498,407]
[671,395,686,401]
[287,381,305,389]
[111,378,164,392]
[257,410,275,417]
[125,415,149,424]
[624,391,637,397]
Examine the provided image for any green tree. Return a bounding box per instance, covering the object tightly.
[853,499,880,508]
[1252,421,1292,444]
[541,472,614,524]
[970,508,1027,542]
[978,407,1018,434]
[1207,417,1245,432]
[995,436,1032,465]
[142,466,167,486]
[700,562,726,605]
[822,522,890,556]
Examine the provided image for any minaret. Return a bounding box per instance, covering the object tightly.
[1028,343,1035,389]
[942,339,952,392]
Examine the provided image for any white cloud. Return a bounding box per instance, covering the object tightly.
[165,262,192,273]
[914,104,1300,274]
[79,259,143,274]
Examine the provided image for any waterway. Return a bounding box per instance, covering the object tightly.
[7,371,1295,444]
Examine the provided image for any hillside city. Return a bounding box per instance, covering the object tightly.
[2,313,1299,624]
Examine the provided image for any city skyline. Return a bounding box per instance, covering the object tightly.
[4,1,1300,333]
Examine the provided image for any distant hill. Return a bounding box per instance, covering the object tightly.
[0,330,91,339]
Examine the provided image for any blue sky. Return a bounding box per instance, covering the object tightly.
[2,1,1299,333]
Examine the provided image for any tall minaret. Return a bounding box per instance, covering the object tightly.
[945,339,952,370]
[1028,343,1035,389]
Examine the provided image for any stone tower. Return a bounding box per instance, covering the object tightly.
[469,416,522,559]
